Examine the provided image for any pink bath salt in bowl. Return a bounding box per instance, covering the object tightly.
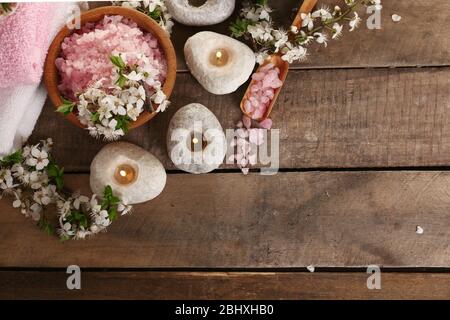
[55,15,167,100]
[242,63,283,120]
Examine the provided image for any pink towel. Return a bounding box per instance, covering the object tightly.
[0,3,58,88]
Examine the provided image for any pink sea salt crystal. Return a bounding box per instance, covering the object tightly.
[260,63,274,73]
[264,89,274,99]
[244,100,254,113]
[242,115,251,129]
[246,63,282,120]
[259,118,273,130]
[251,108,264,120]
[251,72,265,81]
[56,15,167,99]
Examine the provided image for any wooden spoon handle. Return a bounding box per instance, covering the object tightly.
[291,0,318,29]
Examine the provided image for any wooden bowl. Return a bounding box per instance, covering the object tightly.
[44,6,177,130]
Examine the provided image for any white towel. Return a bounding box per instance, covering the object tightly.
[0,2,83,157]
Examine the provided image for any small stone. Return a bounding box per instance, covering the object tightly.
[184,32,255,95]
[416,226,424,235]
[90,142,166,205]
[392,14,402,22]
[166,0,235,26]
[167,103,226,174]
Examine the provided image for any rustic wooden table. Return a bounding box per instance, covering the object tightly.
[1,0,450,299]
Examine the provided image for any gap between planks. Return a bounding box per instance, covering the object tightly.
[1,271,449,299]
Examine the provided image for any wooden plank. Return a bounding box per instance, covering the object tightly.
[1,271,449,300]
[31,67,450,171]
[170,0,450,70]
[1,172,449,268]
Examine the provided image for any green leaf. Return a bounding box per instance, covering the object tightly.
[230,17,252,38]
[56,98,75,116]
[115,74,127,89]
[115,115,131,133]
[110,55,126,70]
[108,208,118,222]
[38,217,54,236]
[47,161,64,191]
[148,7,162,21]
[104,185,113,198]
[256,0,269,6]
[59,234,71,242]
[91,112,100,123]
[0,150,23,167]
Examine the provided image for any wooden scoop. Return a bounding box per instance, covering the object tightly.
[240,0,318,121]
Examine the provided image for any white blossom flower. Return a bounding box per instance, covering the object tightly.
[349,12,361,31]
[290,26,299,34]
[26,146,49,170]
[255,50,269,65]
[0,169,14,190]
[118,203,133,215]
[332,23,344,39]
[29,203,42,221]
[272,29,288,53]
[314,32,328,47]
[312,7,332,21]
[301,13,314,31]
[73,195,89,210]
[247,21,274,42]
[125,70,144,82]
[95,210,111,227]
[281,43,307,63]
[156,99,170,113]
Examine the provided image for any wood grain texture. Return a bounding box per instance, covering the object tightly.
[1,271,449,300]
[31,67,450,171]
[170,0,450,71]
[1,172,449,268]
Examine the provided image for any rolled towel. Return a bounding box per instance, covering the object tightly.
[0,2,79,156]
[0,3,56,88]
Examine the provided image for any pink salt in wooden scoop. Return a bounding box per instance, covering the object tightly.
[240,0,318,121]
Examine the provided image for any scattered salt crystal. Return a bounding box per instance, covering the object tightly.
[307,265,315,273]
[416,226,424,235]
[259,118,273,129]
[392,14,402,22]
[242,115,252,129]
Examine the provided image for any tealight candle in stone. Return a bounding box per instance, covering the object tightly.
[90,142,166,205]
[184,31,256,95]
[166,0,235,26]
[167,103,226,174]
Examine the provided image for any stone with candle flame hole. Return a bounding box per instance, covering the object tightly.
[166,0,235,26]
[167,103,226,174]
[184,31,255,95]
[90,142,166,205]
